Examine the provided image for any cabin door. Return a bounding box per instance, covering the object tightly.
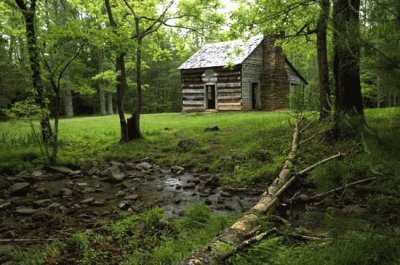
[251,83,258,109]
[206,85,216,109]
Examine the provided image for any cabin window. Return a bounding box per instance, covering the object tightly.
[206,85,216,109]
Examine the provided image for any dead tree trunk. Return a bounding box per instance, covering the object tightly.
[15,0,52,141]
[333,0,364,135]
[317,0,331,120]
[179,121,301,265]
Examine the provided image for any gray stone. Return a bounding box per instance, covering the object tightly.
[108,167,125,182]
[0,201,11,210]
[59,188,73,197]
[157,185,163,191]
[48,166,73,174]
[8,182,30,194]
[183,182,196,189]
[33,199,51,207]
[205,125,219,132]
[115,190,126,197]
[59,206,68,213]
[136,162,153,171]
[32,170,42,177]
[16,207,37,215]
[91,200,105,206]
[76,182,88,187]
[82,188,94,194]
[48,202,61,209]
[118,201,130,210]
[125,194,138,200]
[220,192,232,198]
[171,166,185,174]
[80,198,94,204]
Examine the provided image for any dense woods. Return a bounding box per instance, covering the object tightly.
[0,0,399,264]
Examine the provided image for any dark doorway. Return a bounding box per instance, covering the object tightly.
[206,85,216,109]
[251,83,258,109]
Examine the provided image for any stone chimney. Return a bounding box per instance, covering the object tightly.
[260,35,290,110]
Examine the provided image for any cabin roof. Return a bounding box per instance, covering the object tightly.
[178,35,264,70]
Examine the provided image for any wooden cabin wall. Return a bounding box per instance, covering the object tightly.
[285,62,307,85]
[241,45,263,110]
[181,69,205,112]
[215,66,242,111]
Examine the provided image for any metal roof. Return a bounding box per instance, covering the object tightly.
[178,35,264,70]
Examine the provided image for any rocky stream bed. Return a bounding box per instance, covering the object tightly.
[0,159,262,253]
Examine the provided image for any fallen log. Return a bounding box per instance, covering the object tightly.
[179,120,301,265]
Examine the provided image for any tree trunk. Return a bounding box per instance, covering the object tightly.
[107,93,113,115]
[127,36,143,140]
[97,51,107,115]
[16,0,52,141]
[99,89,106,115]
[333,0,364,135]
[64,83,74,117]
[317,0,331,120]
[105,0,128,142]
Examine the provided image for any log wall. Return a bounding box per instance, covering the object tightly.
[181,66,243,112]
[241,44,263,110]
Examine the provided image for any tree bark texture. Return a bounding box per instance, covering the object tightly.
[179,121,301,265]
[127,25,143,140]
[63,82,74,117]
[16,0,52,141]
[333,0,364,133]
[105,0,128,142]
[317,0,331,120]
[107,93,113,115]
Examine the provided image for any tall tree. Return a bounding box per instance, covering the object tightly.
[104,0,129,142]
[316,0,331,119]
[15,0,52,141]
[332,0,364,134]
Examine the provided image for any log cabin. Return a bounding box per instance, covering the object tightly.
[178,35,307,112]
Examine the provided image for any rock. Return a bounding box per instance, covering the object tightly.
[70,170,82,176]
[175,185,182,190]
[33,199,51,207]
[82,188,94,194]
[115,190,126,197]
[183,182,196,189]
[35,187,48,195]
[125,194,138,200]
[108,167,125,182]
[76,182,88,187]
[205,199,212,205]
[59,188,73,197]
[0,178,11,189]
[204,125,219,132]
[0,201,11,210]
[15,207,37,215]
[32,211,52,222]
[80,198,94,204]
[174,198,182,204]
[59,206,68,213]
[88,166,99,175]
[118,201,130,210]
[224,205,234,211]
[32,170,42,177]
[48,202,61,209]
[91,200,105,206]
[220,192,232,198]
[188,177,201,184]
[8,182,30,195]
[110,161,123,167]
[177,139,196,151]
[48,166,73,174]
[157,185,163,191]
[297,194,310,202]
[136,162,153,171]
[171,166,185,174]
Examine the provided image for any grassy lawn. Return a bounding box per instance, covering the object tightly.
[0,111,293,186]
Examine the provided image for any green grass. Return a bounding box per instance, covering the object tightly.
[0,111,292,185]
